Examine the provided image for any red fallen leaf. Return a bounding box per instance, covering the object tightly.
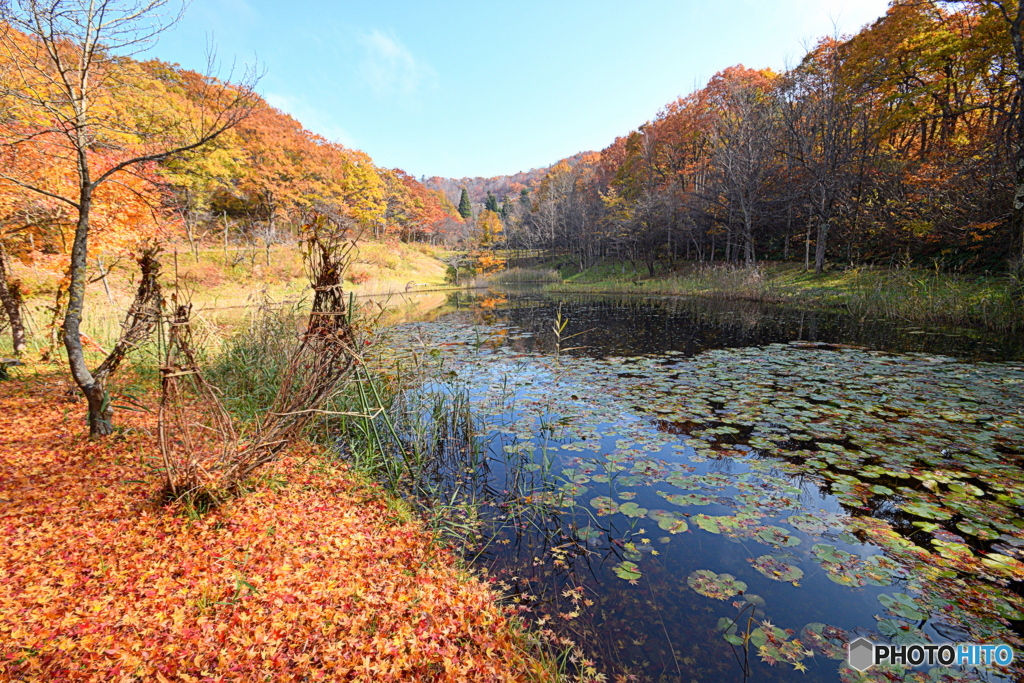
[0,368,551,683]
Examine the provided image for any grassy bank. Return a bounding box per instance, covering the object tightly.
[542,260,1023,332]
[0,364,557,682]
[5,239,451,353]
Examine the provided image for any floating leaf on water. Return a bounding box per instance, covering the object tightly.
[955,520,999,541]
[613,561,642,581]
[693,514,725,534]
[878,592,929,621]
[658,490,716,507]
[980,553,1024,581]
[619,502,648,518]
[948,482,985,497]
[749,554,803,585]
[574,525,602,544]
[646,509,688,533]
[687,570,747,600]
[787,513,829,535]
[749,623,809,666]
[877,618,929,645]
[717,616,745,646]
[899,500,953,520]
[862,555,900,587]
[754,525,801,548]
[589,496,618,516]
[799,622,849,659]
[744,593,767,609]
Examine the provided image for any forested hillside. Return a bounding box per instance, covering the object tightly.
[0,22,462,284]
[498,1,1024,276]
[422,151,592,208]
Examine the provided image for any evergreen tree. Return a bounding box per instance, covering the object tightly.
[518,187,531,211]
[458,188,473,219]
[485,192,499,213]
[500,195,511,219]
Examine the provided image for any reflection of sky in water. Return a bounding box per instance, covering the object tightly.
[387,293,1024,683]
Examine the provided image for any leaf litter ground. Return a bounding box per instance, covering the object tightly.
[0,370,552,683]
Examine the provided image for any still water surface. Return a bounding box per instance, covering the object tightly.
[383,290,1024,683]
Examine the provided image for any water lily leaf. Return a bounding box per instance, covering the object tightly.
[749,554,803,585]
[749,624,809,666]
[948,482,985,497]
[693,514,724,534]
[899,501,953,520]
[799,622,848,659]
[717,617,744,646]
[862,555,900,586]
[589,496,618,516]
[956,520,999,540]
[613,561,642,581]
[574,525,602,543]
[658,491,716,506]
[754,525,801,548]
[877,618,929,645]
[647,509,689,533]
[787,514,828,535]
[619,502,648,518]
[878,592,928,621]
[687,569,746,600]
[980,553,1024,581]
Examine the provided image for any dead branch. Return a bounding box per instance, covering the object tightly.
[94,247,163,383]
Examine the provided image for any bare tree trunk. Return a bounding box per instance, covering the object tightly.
[805,221,812,271]
[0,244,27,356]
[815,221,829,274]
[64,187,113,436]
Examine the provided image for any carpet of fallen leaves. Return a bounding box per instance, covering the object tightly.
[0,371,552,682]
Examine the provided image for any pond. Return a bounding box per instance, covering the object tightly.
[379,290,1024,683]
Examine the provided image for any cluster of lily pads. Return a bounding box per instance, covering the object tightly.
[384,316,1024,682]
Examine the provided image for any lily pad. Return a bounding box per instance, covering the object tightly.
[589,496,618,516]
[877,618,929,645]
[618,502,648,518]
[749,555,803,585]
[878,592,928,621]
[754,525,801,548]
[899,501,953,520]
[613,561,642,581]
[786,513,829,535]
[799,622,848,659]
[687,570,747,600]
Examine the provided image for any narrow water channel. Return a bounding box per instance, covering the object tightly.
[381,290,1024,683]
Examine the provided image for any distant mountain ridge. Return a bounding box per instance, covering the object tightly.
[423,151,593,206]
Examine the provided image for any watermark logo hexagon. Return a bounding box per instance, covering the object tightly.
[847,637,875,671]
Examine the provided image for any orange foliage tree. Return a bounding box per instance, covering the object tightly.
[0,1,259,435]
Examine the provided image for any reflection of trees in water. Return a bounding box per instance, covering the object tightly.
[438,290,1023,361]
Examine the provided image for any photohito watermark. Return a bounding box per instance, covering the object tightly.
[847,637,1015,671]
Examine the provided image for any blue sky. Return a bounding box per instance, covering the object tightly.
[144,0,892,179]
